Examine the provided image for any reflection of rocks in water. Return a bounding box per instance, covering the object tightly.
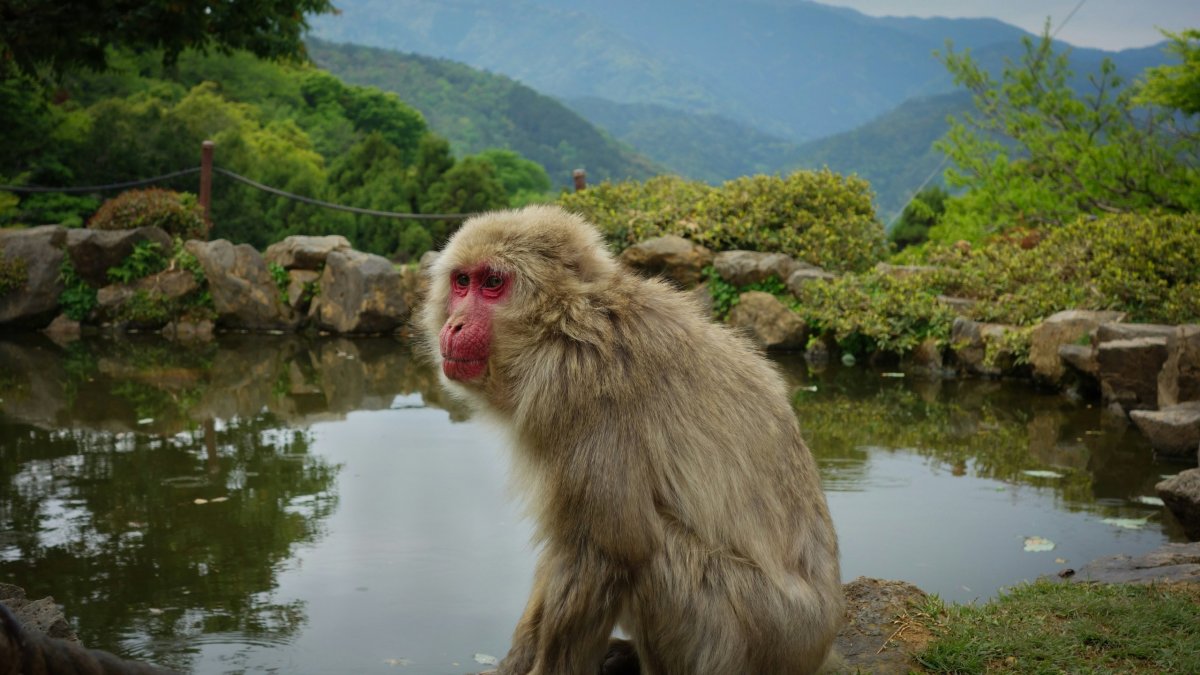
[1027,410,1091,471]
[0,334,470,433]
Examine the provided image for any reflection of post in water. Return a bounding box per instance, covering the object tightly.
[204,417,219,474]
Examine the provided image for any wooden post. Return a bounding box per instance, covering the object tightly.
[199,140,214,223]
[572,168,587,192]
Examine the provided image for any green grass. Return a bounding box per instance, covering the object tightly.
[915,580,1200,673]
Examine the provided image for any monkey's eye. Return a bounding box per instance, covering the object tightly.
[453,272,470,289]
[482,273,504,290]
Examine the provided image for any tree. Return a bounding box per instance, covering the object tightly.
[889,186,947,251]
[934,30,1200,242]
[0,0,336,78]
[1137,29,1200,115]
[477,148,553,205]
[421,156,508,243]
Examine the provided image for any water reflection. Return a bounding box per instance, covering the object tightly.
[0,338,1192,673]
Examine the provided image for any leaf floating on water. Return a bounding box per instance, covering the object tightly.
[473,653,499,666]
[1133,496,1164,506]
[841,353,857,366]
[148,607,164,615]
[881,372,905,378]
[210,496,228,503]
[1023,536,1055,552]
[1102,517,1150,530]
[797,385,818,392]
[1023,470,1064,479]
[137,418,154,425]
[382,658,412,667]
[1055,557,1067,564]
[193,498,208,505]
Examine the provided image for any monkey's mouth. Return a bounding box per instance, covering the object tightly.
[442,357,488,382]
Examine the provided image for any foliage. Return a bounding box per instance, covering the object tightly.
[87,189,209,240]
[477,149,553,205]
[916,580,1200,673]
[704,267,790,321]
[1136,29,1200,115]
[889,186,948,251]
[794,269,956,357]
[935,31,1200,241]
[268,262,290,305]
[58,258,96,321]
[560,170,886,273]
[306,39,658,186]
[106,241,169,285]
[0,0,336,78]
[930,212,1200,326]
[421,156,509,244]
[0,249,27,295]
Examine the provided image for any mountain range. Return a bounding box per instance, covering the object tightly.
[309,0,1175,219]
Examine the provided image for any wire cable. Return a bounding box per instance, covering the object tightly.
[0,167,202,193]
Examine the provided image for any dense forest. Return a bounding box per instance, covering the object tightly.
[0,48,557,259]
[306,39,658,187]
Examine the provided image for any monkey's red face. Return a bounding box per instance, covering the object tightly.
[439,265,510,382]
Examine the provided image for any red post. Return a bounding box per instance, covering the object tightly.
[199,140,214,224]
[572,168,587,192]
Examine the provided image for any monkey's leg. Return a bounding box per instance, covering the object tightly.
[527,545,627,675]
[495,559,549,675]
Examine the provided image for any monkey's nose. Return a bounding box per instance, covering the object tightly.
[451,322,464,334]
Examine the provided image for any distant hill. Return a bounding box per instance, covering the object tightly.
[564,97,804,184]
[306,39,658,186]
[308,0,1055,142]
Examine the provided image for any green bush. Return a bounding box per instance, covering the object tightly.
[559,170,887,273]
[59,259,97,321]
[87,188,209,240]
[794,269,956,356]
[107,240,168,284]
[932,212,1200,326]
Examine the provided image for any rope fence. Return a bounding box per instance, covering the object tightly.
[0,147,491,221]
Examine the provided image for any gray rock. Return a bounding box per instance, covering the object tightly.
[1096,322,1177,343]
[873,263,937,278]
[1029,310,1126,385]
[1160,325,1200,407]
[689,284,714,318]
[310,249,409,334]
[0,225,67,328]
[285,269,321,311]
[1097,337,1169,412]
[263,234,351,271]
[950,317,1018,376]
[713,250,798,287]
[1129,401,1200,457]
[185,239,298,331]
[1064,541,1200,584]
[936,295,976,316]
[727,291,806,351]
[96,269,200,328]
[42,314,81,342]
[1157,469,1200,540]
[66,227,173,287]
[0,582,77,641]
[1059,343,1099,377]
[908,337,944,371]
[786,264,837,296]
[618,235,713,288]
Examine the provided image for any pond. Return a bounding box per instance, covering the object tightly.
[0,334,1192,674]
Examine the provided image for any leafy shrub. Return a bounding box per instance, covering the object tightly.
[559,170,887,273]
[88,188,209,240]
[107,240,168,284]
[59,259,97,321]
[704,266,790,320]
[794,269,956,356]
[932,212,1200,326]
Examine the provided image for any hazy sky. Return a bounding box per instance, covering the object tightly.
[817,0,1200,51]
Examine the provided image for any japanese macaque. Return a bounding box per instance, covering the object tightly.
[419,205,843,675]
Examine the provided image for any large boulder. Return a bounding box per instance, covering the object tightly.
[1157,469,1200,540]
[65,227,173,287]
[950,317,1018,376]
[263,234,351,271]
[786,264,837,297]
[1129,401,1200,458]
[1160,325,1200,407]
[618,235,713,288]
[1028,310,1126,385]
[1097,337,1169,412]
[184,239,298,331]
[727,291,806,351]
[310,249,408,334]
[1096,322,1176,343]
[712,251,798,287]
[0,225,67,328]
[1064,541,1200,583]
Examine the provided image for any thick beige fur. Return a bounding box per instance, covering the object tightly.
[419,205,843,675]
